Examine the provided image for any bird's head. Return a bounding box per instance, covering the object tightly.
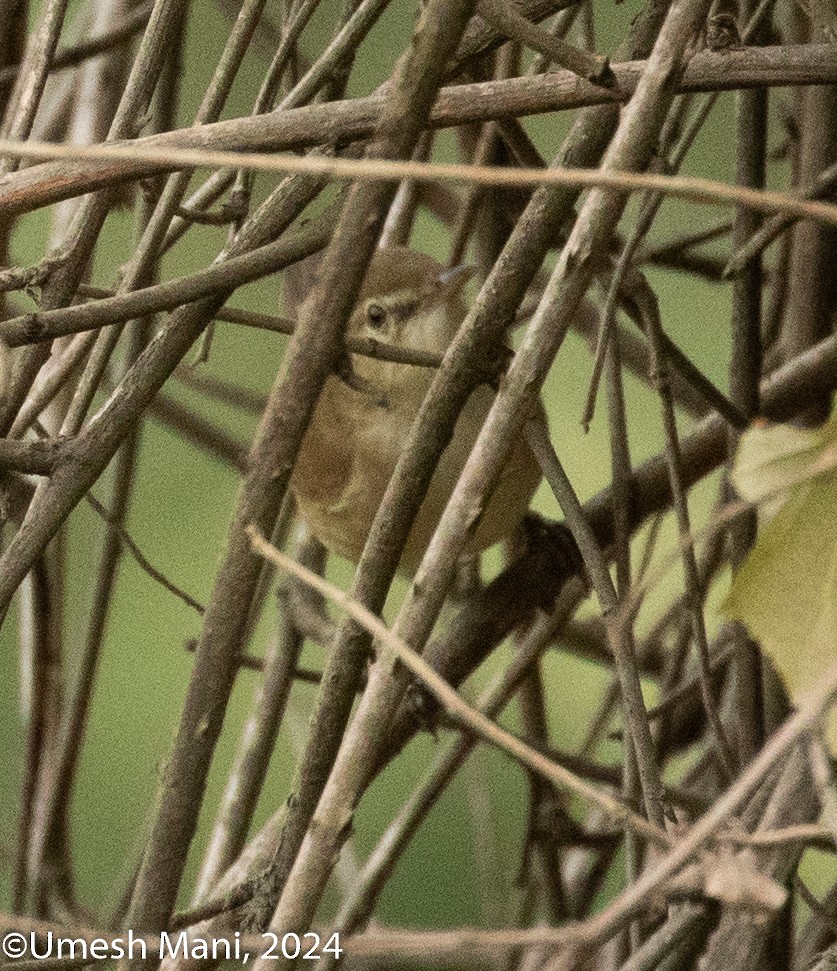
[344,247,473,398]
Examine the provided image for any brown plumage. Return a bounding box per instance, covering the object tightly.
[291,247,543,573]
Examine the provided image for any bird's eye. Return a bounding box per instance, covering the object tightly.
[366,302,386,328]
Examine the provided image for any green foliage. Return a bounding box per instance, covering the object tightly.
[731,415,837,506]
[724,415,837,743]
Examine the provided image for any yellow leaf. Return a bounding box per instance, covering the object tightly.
[731,416,837,507]
[723,472,837,746]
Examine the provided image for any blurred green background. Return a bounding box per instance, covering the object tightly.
[3,0,831,939]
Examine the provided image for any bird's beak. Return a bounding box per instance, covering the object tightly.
[437,263,475,294]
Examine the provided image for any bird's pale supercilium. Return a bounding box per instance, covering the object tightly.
[291,246,543,574]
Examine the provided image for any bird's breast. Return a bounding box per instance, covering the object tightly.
[291,375,540,571]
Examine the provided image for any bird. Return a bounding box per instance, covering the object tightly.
[290,246,544,574]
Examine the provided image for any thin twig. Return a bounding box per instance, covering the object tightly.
[476,0,612,84]
[247,527,671,850]
[725,158,837,276]
[628,273,736,778]
[524,418,665,828]
[84,493,205,615]
[3,137,837,227]
[0,3,153,89]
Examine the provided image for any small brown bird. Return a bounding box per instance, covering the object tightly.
[291,247,543,573]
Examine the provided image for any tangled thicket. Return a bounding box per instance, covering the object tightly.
[0,0,836,969]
